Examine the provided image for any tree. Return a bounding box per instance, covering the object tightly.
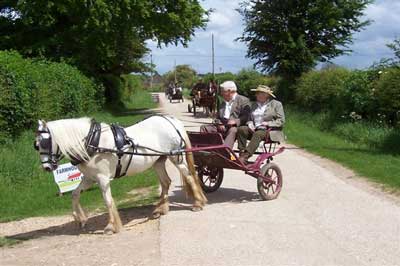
[238,0,371,82]
[163,64,197,89]
[387,38,400,64]
[0,0,208,101]
[235,68,278,97]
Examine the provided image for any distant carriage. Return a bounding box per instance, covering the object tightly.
[187,81,217,116]
[167,86,184,103]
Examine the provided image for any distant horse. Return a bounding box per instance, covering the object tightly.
[34,116,207,234]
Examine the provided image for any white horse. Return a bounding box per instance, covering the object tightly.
[34,116,207,234]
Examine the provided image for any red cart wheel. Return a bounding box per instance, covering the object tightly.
[257,163,282,200]
[197,165,223,193]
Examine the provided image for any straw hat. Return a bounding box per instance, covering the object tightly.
[251,85,276,98]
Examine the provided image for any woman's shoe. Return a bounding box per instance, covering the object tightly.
[239,152,250,165]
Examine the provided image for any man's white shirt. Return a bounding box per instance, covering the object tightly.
[223,93,237,119]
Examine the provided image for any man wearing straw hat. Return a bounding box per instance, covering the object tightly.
[200,81,250,149]
[237,85,285,164]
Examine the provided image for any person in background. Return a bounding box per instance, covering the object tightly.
[200,81,250,149]
[175,82,182,93]
[208,79,218,96]
[191,78,207,96]
[237,85,285,164]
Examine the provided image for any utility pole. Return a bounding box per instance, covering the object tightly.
[174,59,177,84]
[150,53,153,89]
[212,33,215,79]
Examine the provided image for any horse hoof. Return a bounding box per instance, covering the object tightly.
[104,228,114,235]
[79,221,87,229]
[104,224,115,235]
[191,206,203,212]
[152,212,161,219]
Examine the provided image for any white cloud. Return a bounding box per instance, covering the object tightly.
[150,0,400,74]
[208,11,233,29]
[333,0,400,68]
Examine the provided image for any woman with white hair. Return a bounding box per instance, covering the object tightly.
[200,81,250,149]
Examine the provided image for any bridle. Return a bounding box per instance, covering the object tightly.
[34,126,63,169]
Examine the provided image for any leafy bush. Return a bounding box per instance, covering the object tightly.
[341,70,376,120]
[202,69,278,99]
[0,51,104,141]
[163,65,197,89]
[121,74,145,101]
[296,68,351,112]
[202,72,237,87]
[374,67,400,125]
[236,68,278,98]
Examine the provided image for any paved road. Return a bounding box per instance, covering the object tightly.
[159,94,400,266]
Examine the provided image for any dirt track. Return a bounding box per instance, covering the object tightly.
[1,93,400,266]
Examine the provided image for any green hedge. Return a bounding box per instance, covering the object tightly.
[295,67,400,126]
[374,68,400,125]
[121,74,145,101]
[0,51,104,141]
[202,69,278,99]
[235,69,278,98]
[296,68,351,112]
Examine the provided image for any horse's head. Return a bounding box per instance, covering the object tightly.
[34,120,62,172]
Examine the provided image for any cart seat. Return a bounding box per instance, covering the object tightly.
[188,131,224,146]
[262,135,280,153]
[264,136,280,145]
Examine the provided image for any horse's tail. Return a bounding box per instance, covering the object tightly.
[181,129,208,204]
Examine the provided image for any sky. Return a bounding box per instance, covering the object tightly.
[147,0,400,74]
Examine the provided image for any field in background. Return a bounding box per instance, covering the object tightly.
[0,89,159,223]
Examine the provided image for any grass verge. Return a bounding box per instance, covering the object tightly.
[285,107,400,190]
[0,89,159,223]
[0,236,21,247]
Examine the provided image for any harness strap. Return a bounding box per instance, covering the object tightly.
[71,119,101,165]
[110,124,135,179]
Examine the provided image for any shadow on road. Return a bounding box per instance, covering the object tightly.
[168,186,261,208]
[6,205,155,241]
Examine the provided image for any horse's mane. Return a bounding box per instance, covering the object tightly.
[47,117,93,162]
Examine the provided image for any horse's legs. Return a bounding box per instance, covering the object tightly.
[170,156,206,211]
[152,156,171,219]
[97,176,123,234]
[72,177,94,228]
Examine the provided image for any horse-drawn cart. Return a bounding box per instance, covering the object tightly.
[167,88,184,103]
[187,90,216,116]
[187,130,284,200]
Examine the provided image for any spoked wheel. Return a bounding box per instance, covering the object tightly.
[257,163,282,200]
[197,165,224,193]
[205,106,210,116]
[193,104,197,116]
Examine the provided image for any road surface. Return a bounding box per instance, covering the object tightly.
[1,93,399,266]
